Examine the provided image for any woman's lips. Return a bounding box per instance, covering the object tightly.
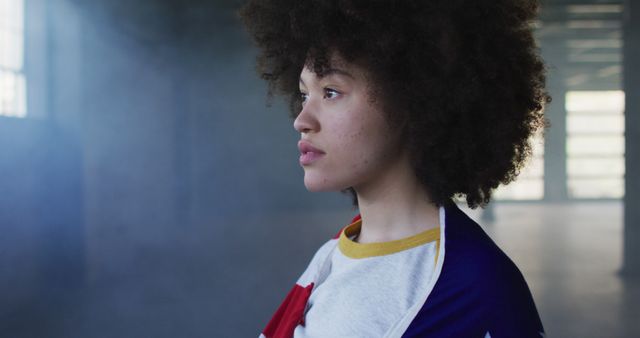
[298,140,325,166]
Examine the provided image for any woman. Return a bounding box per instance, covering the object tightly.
[240,0,549,337]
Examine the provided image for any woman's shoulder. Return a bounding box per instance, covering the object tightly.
[295,233,340,285]
[424,202,545,335]
[442,203,530,289]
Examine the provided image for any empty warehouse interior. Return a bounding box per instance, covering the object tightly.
[0,0,638,337]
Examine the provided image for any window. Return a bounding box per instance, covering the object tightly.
[566,90,625,198]
[0,0,27,118]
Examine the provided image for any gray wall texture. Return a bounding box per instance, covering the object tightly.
[1,1,353,337]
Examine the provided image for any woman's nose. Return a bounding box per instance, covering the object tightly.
[293,102,320,133]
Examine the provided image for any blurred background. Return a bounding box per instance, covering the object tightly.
[0,0,638,337]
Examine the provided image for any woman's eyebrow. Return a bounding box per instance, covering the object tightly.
[299,68,355,85]
[323,68,355,79]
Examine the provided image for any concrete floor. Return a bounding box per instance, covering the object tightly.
[2,202,638,337]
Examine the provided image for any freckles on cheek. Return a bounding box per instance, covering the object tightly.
[350,125,365,139]
[349,154,369,173]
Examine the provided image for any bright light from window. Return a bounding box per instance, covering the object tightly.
[566,90,625,198]
[0,0,27,118]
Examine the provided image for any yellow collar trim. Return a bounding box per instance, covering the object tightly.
[338,219,440,259]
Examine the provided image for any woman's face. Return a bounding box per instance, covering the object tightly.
[294,56,404,192]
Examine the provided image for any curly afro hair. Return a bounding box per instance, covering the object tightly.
[239,0,550,209]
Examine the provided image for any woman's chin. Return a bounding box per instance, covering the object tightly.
[304,182,331,192]
[303,177,343,192]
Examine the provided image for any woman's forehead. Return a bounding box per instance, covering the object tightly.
[300,66,355,82]
[301,53,367,82]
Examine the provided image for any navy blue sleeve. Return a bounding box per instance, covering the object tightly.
[473,243,544,337]
[403,203,544,338]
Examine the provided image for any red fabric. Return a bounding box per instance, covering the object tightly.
[332,214,361,239]
[262,283,314,338]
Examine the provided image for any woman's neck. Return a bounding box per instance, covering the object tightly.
[353,154,440,244]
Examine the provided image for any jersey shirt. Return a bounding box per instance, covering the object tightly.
[259,201,544,338]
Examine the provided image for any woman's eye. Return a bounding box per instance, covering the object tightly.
[299,89,340,104]
[324,88,340,99]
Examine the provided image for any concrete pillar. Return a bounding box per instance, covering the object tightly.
[622,0,640,277]
[543,52,568,202]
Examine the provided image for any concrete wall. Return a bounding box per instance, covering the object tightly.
[1,1,351,337]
